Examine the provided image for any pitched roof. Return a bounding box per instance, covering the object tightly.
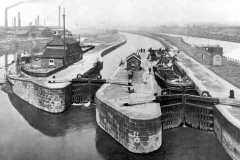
[47,35,64,46]
[16,30,29,35]
[65,37,78,44]
[41,47,65,58]
[47,35,78,46]
[126,53,141,62]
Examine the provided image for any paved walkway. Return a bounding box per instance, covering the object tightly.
[157,36,240,128]
[97,51,161,119]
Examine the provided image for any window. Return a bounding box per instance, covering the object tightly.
[49,59,54,65]
[216,55,221,61]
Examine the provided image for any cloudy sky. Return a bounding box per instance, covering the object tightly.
[1,0,240,28]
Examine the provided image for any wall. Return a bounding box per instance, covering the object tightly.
[21,65,66,77]
[95,97,162,153]
[101,38,127,57]
[41,58,63,68]
[9,77,72,113]
[214,106,240,160]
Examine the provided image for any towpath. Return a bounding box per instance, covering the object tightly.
[155,34,240,128]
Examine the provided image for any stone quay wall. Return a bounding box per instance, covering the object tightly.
[8,77,72,113]
[214,106,240,160]
[95,96,162,153]
[6,35,127,113]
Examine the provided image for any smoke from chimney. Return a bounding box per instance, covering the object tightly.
[5,0,42,28]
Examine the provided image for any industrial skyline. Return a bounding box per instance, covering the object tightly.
[1,0,240,29]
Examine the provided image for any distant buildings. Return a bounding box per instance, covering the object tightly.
[16,30,29,38]
[1,26,67,39]
[201,45,223,66]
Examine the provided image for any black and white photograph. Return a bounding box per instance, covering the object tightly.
[0,0,239,159]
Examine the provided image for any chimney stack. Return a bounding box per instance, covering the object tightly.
[14,17,16,30]
[18,12,21,27]
[37,15,39,26]
[5,9,8,28]
[35,19,37,26]
[59,6,61,27]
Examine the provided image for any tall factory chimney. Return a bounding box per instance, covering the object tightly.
[37,15,39,26]
[35,19,37,26]
[14,17,16,30]
[59,6,61,27]
[5,9,8,28]
[18,12,21,27]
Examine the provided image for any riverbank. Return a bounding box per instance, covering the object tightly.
[153,27,240,44]
[147,32,240,89]
[0,32,232,160]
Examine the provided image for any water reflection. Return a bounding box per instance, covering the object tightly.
[8,92,96,137]
[0,33,233,160]
[96,126,231,160]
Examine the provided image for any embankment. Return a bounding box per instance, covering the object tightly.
[7,77,71,113]
[7,34,127,113]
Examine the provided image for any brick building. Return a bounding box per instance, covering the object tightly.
[41,34,83,68]
[126,53,141,71]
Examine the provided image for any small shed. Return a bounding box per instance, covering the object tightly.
[126,53,141,71]
[20,51,31,64]
[210,53,222,66]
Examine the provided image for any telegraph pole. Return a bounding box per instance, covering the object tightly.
[63,8,67,65]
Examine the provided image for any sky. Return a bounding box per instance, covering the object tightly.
[1,0,240,29]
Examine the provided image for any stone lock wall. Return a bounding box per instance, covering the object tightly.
[96,98,162,153]
[10,78,72,113]
[214,106,240,160]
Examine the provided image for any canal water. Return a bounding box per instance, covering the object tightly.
[159,33,240,61]
[0,33,231,160]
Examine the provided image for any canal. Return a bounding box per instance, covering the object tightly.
[159,33,240,61]
[0,33,231,160]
